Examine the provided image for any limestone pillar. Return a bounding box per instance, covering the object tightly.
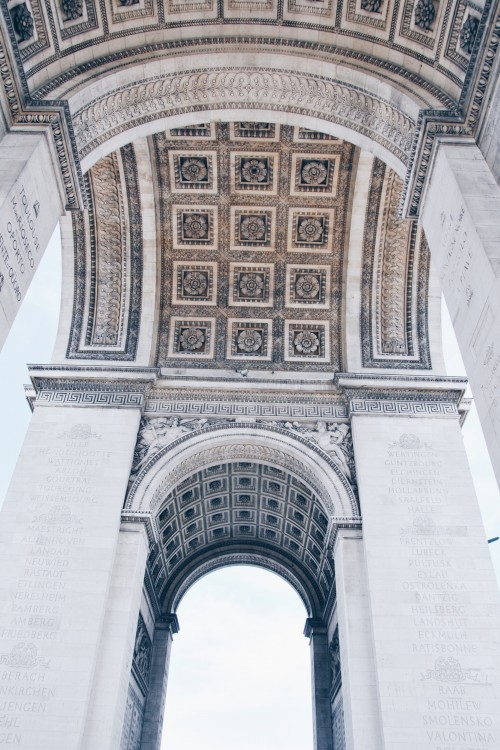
[0,132,64,349]
[334,528,383,750]
[304,618,334,750]
[140,614,179,750]
[340,374,500,750]
[81,523,149,750]
[421,140,500,485]
[0,369,154,750]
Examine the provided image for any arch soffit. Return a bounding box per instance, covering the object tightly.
[125,423,360,522]
[168,552,315,617]
[67,53,422,177]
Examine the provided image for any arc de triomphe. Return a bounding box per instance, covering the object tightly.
[1,0,500,748]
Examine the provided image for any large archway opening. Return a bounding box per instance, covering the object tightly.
[163,565,313,750]
[124,446,353,750]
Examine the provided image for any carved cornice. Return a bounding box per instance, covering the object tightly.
[72,67,415,167]
[402,0,500,217]
[0,12,84,210]
[27,366,158,408]
[335,373,467,417]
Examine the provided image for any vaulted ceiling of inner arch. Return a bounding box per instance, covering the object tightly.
[6,0,485,108]
[65,121,431,371]
[148,460,336,612]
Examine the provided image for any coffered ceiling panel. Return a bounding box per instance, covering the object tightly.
[152,122,356,371]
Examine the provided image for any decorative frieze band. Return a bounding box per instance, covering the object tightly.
[36,388,145,408]
[29,371,156,408]
[144,397,348,420]
[73,67,415,167]
[349,398,458,417]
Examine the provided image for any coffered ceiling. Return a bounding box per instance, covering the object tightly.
[64,120,431,372]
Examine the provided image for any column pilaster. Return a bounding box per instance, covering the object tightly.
[304,617,334,750]
[140,614,179,750]
[333,528,383,750]
[0,367,156,750]
[336,374,500,750]
[421,139,500,485]
[81,522,149,750]
[0,132,65,350]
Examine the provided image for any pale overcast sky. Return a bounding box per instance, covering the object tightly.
[0,226,499,749]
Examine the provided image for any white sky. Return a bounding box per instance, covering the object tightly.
[0,225,499,749]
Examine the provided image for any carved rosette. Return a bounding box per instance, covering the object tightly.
[60,0,84,20]
[414,0,435,31]
[460,16,479,55]
[10,3,34,41]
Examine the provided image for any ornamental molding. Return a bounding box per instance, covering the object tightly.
[72,67,416,168]
[35,388,146,408]
[28,373,156,408]
[360,159,431,368]
[32,36,455,109]
[66,143,143,361]
[144,392,348,420]
[348,398,459,417]
[126,422,360,519]
[131,416,355,486]
[0,18,84,209]
[88,152,127,347]
[402,0,500,217]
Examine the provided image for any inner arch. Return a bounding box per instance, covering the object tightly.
[149,459,339,617]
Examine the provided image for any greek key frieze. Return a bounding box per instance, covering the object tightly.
[349,399,458,416]
[144,398,348,420]
[35,389,145,408]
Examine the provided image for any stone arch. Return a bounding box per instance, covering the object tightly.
[122,424,359,750]
[124,423,360,618]
[126,422,359,519]
[69,55,419,177]
[169,552,314,616]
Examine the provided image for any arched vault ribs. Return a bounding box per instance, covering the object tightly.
[122,423,361,618]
